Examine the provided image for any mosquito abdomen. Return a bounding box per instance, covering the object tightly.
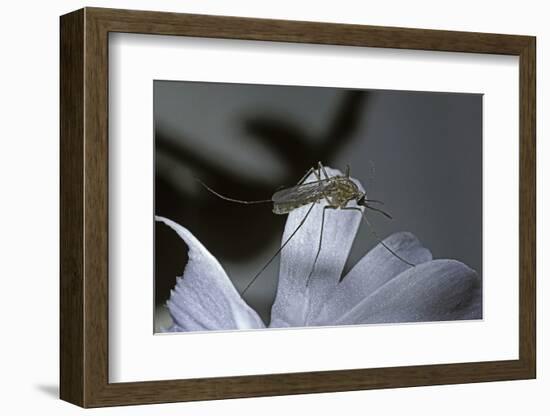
[273,202,298,215]
[273,200,313,215]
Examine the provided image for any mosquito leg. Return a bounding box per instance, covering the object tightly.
[317,164,335,209]
[305,205,335,287]
[311,163,332,205]
[318,161,331,180]
[240,203,316,296]
[312,169,332,209]
[313,167,322,182]
[311,163,333,203]
[341,207,415,267]
[365,204,393,219]
[345,164,350,178]
[274,167,315,193]
[296,167,315,186]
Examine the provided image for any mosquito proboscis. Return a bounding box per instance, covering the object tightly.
[198,162,415,295]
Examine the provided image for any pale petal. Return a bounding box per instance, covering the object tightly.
[335,259,482,325]
[156,216,265,331]
[270,167,363,327]
[312,232,432,324]
[165,323,185,332]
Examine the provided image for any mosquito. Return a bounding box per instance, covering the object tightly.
[198,161,415,295]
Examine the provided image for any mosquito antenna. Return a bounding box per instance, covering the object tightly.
[196,178,273,205]
[365,204,393,219]
[345,207,415,267]
[364,199,384,205]
[240,203,316,296]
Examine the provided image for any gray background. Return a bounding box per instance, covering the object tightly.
[154,80,482,330]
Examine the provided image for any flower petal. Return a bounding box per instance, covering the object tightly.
[270,167,363,327]
[156,216,265,332]
[312,232,432,324]
[335,259,482,325]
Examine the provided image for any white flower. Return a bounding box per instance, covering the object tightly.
[157,167,481,332]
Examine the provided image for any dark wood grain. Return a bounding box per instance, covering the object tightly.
[60,7,537,408]
[88,7,532,54]
[59,8,84,406]
[519,38,536,375]
[83,10,110,406]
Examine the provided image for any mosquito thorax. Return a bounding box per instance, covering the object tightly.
[327,176,361,208]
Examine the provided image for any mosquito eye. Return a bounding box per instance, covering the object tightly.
[357,195,365,205]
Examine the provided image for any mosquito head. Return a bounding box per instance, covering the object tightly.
[356,193,367,206]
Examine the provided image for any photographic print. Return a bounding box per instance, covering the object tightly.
[154,80,482,333]
[60,9,535,406]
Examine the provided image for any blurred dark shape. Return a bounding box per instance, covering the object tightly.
[242,90,366,180]
[155,89,368,319]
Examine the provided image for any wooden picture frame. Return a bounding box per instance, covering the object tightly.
[60,7,536,408]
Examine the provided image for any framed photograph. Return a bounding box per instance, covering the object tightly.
[60,7,536,407]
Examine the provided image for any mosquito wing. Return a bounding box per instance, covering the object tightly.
[272,179,332,205]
